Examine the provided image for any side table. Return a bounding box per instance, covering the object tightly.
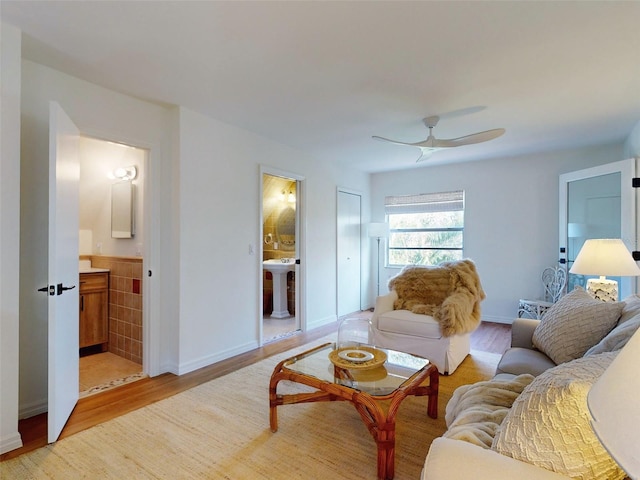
[517,299,553,319]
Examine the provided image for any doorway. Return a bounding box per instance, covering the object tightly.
[261,170,303,343]
[559,158,637,298]
[78,136,146,396]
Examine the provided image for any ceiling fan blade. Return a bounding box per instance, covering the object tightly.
[433,128,506,148]
[374,135,442,161]
[371,135,419,147]
[415,149,437,163]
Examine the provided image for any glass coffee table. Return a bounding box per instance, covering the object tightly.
[269,342,439,480]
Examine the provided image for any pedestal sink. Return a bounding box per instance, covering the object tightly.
[263,259,296,318]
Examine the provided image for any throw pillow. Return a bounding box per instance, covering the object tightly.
[532,287,623,364]
[618,294,640,324]
[492,353,625,480]
[584,313,640,356]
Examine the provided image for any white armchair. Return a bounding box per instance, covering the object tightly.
[370,260,485,375]
[371,290,471,374]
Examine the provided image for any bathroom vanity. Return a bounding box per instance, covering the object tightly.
[79,270,109,351]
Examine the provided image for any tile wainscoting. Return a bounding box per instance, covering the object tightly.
[87,255,143,365]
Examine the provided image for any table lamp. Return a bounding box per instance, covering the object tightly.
[588,328,640,479]
[569,238,640,302]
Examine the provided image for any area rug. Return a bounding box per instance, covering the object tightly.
[1,340,500,479]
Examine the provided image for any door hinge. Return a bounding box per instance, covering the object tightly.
[632,177,640,188]
[633,251,640,261]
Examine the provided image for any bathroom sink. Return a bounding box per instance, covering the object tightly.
[263,259,296,273]
[263,260,296,318]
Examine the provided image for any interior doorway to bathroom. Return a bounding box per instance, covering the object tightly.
[78,136,147,396]
[261,170,303,343]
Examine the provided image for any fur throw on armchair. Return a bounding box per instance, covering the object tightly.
[387,259,486,337]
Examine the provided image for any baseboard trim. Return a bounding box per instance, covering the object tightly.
[0,431,23,455]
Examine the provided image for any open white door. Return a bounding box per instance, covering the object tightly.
[47,102,80,443]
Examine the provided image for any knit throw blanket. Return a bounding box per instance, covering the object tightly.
[443,374,535,448]
[387,259,486,337]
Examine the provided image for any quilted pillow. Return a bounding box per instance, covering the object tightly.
[492,353,625,480]
[532,287,623,364]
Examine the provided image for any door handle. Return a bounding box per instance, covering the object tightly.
[57,283,76,295]
[38,285,56,296]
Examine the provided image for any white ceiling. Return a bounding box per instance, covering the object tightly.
[2,1,639,173]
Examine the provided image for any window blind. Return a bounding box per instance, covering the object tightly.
[384,190,464,215]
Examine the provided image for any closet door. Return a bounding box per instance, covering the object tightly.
[337,189,362,317]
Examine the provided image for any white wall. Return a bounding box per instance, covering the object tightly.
[174,107,371,374]
[0,23,24,455]
[18,59,173,417]
[10,54,371,432]
[371,143,625,323]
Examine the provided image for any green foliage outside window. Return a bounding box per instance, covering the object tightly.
[388,211,463,266]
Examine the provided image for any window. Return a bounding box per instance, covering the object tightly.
[385,190,464,266]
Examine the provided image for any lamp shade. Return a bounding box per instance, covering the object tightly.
[588,328,640,478]
[368,222,389,239]
[569,239,640,277]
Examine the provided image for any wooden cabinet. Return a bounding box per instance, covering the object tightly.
[79,271,109,350]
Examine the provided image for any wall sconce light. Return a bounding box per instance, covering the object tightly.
[110,165,137,181]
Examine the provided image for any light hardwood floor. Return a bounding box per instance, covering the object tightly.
[1,318,510,461]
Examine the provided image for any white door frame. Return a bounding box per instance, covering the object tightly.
[79,126,159,377]
[559,158,637,297]
[259,165,306,345]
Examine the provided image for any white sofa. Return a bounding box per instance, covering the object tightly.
[421,289,640,480]
[371,290,471,375]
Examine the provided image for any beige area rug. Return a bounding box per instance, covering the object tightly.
[2,340,500,479]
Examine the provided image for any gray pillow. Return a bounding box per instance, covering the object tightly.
[618,294,640,324]
[532,287,624,365]
[584,313,640,356]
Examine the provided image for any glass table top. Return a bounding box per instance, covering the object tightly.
[283,343,431,396]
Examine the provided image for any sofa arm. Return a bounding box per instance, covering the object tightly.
[422,438,568,480]
[510,318,541,349]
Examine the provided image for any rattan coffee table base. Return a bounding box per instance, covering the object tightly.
[269,343,439,480]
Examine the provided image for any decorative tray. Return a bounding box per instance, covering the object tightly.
[328,346,387,370]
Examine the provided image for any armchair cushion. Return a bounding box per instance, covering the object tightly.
[531,287,623,365]
[377,309,442,339]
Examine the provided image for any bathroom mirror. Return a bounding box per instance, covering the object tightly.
[276,206,295,251]
[111,181,135,238]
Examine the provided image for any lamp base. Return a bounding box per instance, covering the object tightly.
[586,278,618,302]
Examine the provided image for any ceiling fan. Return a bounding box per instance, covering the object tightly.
[373,115,506,162]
